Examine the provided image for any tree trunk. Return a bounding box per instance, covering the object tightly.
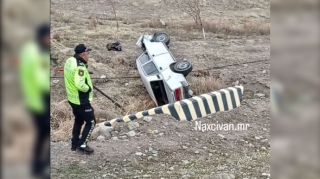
[202,27,206,39]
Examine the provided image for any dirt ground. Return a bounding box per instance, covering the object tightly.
[50,0,270,178]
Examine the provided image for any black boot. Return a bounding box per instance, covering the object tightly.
[71,144,78,151]
[77,144,94,154]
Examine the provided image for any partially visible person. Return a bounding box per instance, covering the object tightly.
[19,23,50,178]
[64,44,96,154]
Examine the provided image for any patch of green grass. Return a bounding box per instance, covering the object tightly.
[55,162,84,175]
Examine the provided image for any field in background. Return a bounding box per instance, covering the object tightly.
[50,0,270,178]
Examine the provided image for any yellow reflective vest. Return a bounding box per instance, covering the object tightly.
[64,56,93,105]
[19,41,50,113]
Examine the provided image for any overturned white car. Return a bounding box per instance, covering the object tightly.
[135,32,194,106]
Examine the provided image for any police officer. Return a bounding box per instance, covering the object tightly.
[19,24,50,178]
[64,44,95,154]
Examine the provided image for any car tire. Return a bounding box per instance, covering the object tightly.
[153,32,170,45]
[172,59,193,77]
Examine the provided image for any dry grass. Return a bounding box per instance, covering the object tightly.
[140,18,270,36]
[50,101,73,141]
[140,18,166,29]
[51,73,221,141]
[203,20,270,36]
[122,17,136,25]
[70,24,77,30]
[82,25,139,40]
[92,15,137,25]
[52,33,61,41]
[88,14,99,30]
[189,76,222,95]
[54,12,72,23]
[124,96,156,115]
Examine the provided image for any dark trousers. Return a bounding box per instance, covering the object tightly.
[28,93,50,176]
[68,101,96,146]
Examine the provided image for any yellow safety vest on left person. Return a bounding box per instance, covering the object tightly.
[19,41,50,113]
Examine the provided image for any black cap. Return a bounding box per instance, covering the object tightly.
[74,44,92,54]
[36,23,50,39]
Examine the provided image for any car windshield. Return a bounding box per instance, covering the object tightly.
[143,61,159,76]
[139,53,150,65]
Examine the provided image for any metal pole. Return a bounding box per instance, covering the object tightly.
[92,85,124,109]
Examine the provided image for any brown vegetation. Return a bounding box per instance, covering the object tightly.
[141,18,270,36]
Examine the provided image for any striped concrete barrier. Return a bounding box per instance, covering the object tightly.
[105,86,244,126]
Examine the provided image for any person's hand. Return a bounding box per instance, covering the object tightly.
[88,85,92,93]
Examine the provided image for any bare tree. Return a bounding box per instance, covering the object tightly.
[174,0,206,39]
[107,0,119,40]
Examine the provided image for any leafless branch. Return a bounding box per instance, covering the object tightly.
[107,0,119,40]
[173,0,205,38]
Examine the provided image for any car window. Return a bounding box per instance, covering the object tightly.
[139,53,150,65]
[143,61,159,76]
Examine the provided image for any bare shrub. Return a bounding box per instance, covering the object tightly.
[174,0,206,38]
[106,0,119,40]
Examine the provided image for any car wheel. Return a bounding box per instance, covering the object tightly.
[172,59,193,77]
[153,32,170,45]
